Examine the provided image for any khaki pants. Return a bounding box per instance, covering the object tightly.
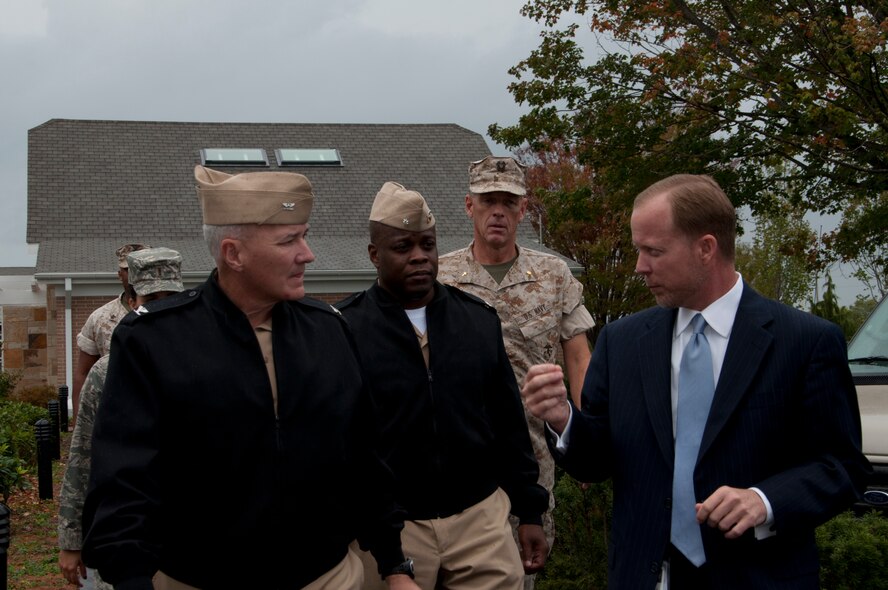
[152,549,363,590]
[357,488,523,590]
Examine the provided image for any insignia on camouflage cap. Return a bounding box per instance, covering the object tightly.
[126,247,185,296]
[194,165,314,226]
[369,182,435,232]
[468,156,527,196]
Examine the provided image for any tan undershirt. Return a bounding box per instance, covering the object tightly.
[412,325,429,368]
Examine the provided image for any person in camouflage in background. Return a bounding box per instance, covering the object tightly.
[58,247,185,590]
[438,156,595,590]
[71,242,150,424]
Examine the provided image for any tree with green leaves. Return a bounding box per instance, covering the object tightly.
[810,274,857,339]
[735,198,816,308]
[491,1,888,286]
[824,190,888,300]
[846,294,879,337]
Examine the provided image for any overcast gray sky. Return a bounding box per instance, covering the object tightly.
[0,0,545,263]
[0,0,869,303]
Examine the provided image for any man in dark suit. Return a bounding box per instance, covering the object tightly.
[522,174,870,588]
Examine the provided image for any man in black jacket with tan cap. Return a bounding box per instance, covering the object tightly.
[83,166,419,590]
[338,181,549,590]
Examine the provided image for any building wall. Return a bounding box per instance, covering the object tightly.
[313,293,354,305]
[1,304,52,391]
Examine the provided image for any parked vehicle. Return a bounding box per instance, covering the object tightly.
[849,294,888,513]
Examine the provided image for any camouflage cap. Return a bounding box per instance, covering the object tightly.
[369,182,435,232]
[468,156,527,196]
[194,165,314,226]
[126,247,185,296]
[116,243,151,269]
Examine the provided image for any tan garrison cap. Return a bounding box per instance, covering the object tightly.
[127,247,185,296]
[194,165,314,226]
[116,243,151,269]
[468,156,527,196]
[369,182,435,232]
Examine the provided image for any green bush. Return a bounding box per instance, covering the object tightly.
[817,511,888,590]
[0,400,49,467]
[0,400,46,503]
[0,369,22,400]
[536,472,611,590]
[0,441,28,503]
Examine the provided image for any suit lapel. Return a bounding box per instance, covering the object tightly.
[699,286,774,460]
[639,308,677,466]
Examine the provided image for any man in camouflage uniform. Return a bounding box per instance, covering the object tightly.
[59,247,184,590]
[71,242,149,423]
[438,156,595,589]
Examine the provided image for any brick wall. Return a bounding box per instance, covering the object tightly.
[1,305,52,391]
[312,293,354,305]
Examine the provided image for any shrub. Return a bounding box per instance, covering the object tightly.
[536,472,611,590]
[8,384,58,408]
[0,400,49,468]
[0,370,22,400]
[0,441,28,503]
[817,511,888,590]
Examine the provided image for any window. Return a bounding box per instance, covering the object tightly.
[276,149,342,166]
[200,148,269,166]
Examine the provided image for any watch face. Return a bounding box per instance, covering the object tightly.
[390,558,415,578]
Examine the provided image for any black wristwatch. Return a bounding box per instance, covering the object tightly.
[386,557,415,579]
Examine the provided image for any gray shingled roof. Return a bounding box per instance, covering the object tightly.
[28,119,574,277]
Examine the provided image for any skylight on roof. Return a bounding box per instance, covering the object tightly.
[201,148,269,166]
[276,149,342,166]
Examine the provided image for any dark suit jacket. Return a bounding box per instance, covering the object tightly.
[552,285,870,589]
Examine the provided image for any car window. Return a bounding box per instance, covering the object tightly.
[848,295,888,376]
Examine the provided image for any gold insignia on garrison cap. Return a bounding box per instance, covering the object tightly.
[194,165,314,226]
[369,182,436,232]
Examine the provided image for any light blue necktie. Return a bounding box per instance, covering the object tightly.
[671,313,714,567]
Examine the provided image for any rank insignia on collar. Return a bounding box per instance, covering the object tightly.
[402,218,410,225]
[282,202,296,210]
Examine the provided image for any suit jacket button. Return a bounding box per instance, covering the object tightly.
[650,562,660,573]
[665,497,672,510]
